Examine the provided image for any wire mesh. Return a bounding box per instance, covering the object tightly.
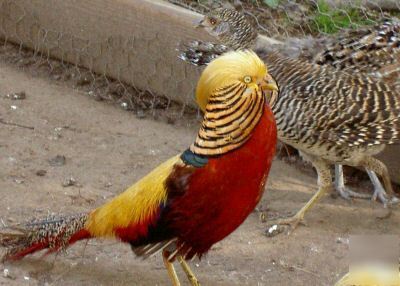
[0,0,399,121]
[169,0,400,37]
[0,0,201,124]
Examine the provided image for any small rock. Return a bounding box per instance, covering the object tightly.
[48,155,66,166]
[23,276,29,281]
[265,224,284,237]
[149,149,160,156]
[48,133,62,140]
[310,244,319,253]
[62,177,76,187]
[88,90,102,101]
[3,269,15,280]
[3,269,9,278]
[36,169,47,176]
[10,105,17,110]
[336,237,349,244]
[268,224,278,234]
[120,102,129,110]
[7,91,26,100]
[13,178,24,184]
[8,157,16,164]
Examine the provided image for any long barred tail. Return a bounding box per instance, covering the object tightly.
[0,213,90,261]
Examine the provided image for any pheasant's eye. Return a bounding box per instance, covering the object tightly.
[209,18,217,25]
[243,76,252,84]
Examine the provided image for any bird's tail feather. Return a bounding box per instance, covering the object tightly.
[0,213,90,261]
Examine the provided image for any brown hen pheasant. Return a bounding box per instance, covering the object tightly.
[180,8,400,230]
[314,19,400,202]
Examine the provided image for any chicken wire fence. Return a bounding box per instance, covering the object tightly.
[0,0,202,124]
[170,0,400,37]
[0,0,399,121]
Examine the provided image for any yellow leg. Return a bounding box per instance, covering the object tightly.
[271,185,330,228]
[177,256,201,286]
[163,250,181,286]
[268,154,332,233]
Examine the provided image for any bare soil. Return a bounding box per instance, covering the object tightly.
[1,53,400,286]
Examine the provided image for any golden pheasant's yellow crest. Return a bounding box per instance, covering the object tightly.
[195,50,270,111]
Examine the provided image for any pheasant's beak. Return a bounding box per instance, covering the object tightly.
[261,82,278,92]
[259,74,278,92]
[194,18,205,28]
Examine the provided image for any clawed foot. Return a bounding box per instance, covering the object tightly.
[371,187,400,207]
[335,185,399,207]
[265,215,306,237]
[335,186,372,200]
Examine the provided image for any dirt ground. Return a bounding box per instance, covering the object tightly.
[1,56,400,286]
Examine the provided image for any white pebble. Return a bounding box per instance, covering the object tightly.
[24,276,30,281]
[8,157,16,163]
[3,269,9,277]
[268,224,278,234]
[121,102,128,110]
[10,105,17,110]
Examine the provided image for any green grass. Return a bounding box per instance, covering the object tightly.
[262,0,280,9]
[311,0,376,34]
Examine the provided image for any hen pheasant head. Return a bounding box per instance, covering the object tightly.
[197,8,257,50]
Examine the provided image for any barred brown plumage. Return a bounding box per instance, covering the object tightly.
[181,8,400,231]
[311,18,400,201]
[264,52,400,147]
[0,213,89,261]
[314,19,400,82]
[190,81,265,156]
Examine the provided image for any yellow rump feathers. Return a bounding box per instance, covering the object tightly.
[196,50,267,111]
[85,155,181,237]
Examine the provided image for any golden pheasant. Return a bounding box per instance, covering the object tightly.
[180,8,400,231]
[0,50,278,285]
